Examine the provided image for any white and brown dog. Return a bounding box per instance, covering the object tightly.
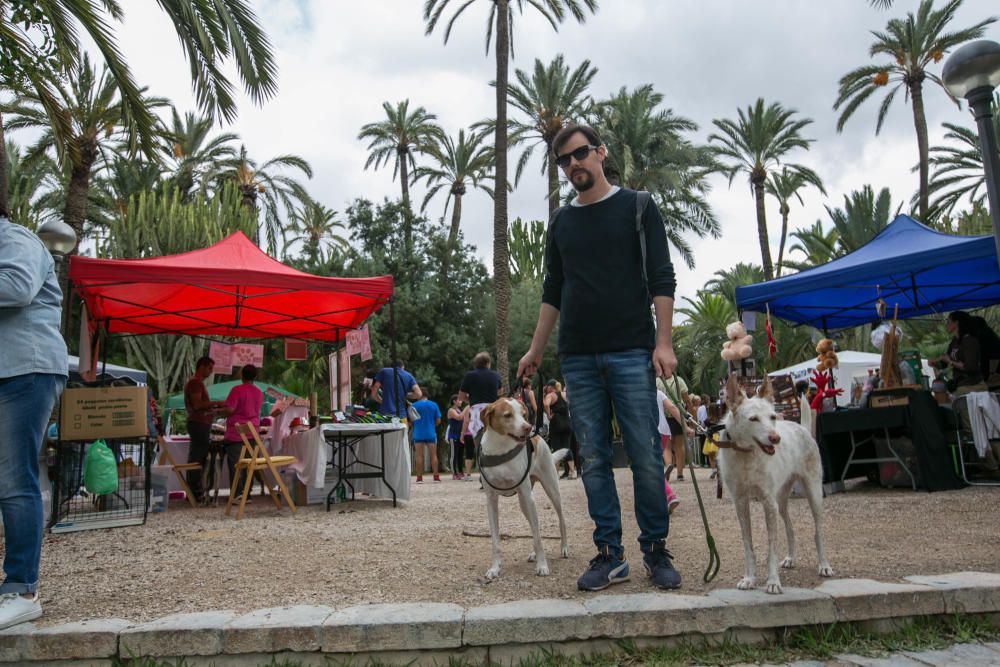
[719,374,834,594]
[478,397,571,580]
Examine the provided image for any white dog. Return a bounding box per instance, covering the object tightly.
[719,374,834,594]
[478,397,571,580]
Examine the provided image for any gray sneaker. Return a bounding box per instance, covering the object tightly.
[577,552,630,591]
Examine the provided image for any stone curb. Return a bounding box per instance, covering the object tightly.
[4,571,999,663]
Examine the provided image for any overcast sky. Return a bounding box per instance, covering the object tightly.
[113,0,997,309]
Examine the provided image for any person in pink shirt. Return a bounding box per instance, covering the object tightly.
[220,365,264,501]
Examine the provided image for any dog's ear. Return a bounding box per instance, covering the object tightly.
[724,373,744,409]
[481,402,495,429]
[760,374,774,402]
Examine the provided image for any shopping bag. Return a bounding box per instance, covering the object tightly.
[83,439,119,495]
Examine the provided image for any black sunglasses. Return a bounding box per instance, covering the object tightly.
[555,144,598,168]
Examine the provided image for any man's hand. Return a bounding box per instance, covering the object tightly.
[517,348,543,380]
[653,341,677,379]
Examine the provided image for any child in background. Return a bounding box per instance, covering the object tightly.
[703,402,721,479]
[446,395,465,480]
[411,395,442,483]
[656,386,681,513]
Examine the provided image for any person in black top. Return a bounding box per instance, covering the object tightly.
[544,380,576,479]
[517,123,681,592]
[458,352,502,479]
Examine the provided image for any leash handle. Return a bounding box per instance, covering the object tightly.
[687,462,721,583]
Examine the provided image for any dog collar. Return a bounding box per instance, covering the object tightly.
[479,442,527,468]
[713,430,755,453]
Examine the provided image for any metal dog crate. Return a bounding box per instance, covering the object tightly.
[51,437,152,533]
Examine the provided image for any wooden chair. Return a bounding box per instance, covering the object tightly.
[225,422,298,520]
[155,436,200,508]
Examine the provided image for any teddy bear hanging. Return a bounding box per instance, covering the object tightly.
[720,321,753,362]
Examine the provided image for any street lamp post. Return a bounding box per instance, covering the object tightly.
[943,40,1000,268]
[36,219,77,340]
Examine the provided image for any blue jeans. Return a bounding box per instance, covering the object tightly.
[561,349,668,557]
[0,373,64,595]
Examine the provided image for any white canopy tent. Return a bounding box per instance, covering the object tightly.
[767,350,934,407]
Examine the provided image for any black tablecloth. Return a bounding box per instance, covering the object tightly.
[816,390,964,492]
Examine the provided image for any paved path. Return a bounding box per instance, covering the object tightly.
[752,641,1000,666]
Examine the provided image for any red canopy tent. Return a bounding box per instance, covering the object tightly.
[69,232,393,342]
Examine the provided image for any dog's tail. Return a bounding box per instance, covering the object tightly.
[551,448,571,466]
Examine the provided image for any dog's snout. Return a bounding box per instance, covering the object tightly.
[768,432,781,444]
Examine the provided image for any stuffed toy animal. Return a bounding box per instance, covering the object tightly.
[721,321,754,361]
[815,338,839,372]
[809,369,843,412]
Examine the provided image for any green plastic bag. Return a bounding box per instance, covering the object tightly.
[83,439,118,495]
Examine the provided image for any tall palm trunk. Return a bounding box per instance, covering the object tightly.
[493,0,511,392]
[440,191,463,283]
[399,150,413,257]
[909,79,929,221]
[63,139,98,254]
[775,203,790,278]
[752,173,773,280]
[546,151,559,216]
[0,112,8,217]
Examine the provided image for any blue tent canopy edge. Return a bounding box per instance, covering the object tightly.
[735,215,999,330]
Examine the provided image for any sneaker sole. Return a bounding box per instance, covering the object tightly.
[577,573,630,591]
[0,606,41,630]
[643,561,682,590]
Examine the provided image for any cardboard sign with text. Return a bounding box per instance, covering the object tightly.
[231,343,264,369]
[60,385,149,440]
[284,339,308,361]
[345,324,372,360]
[208,341,232,375]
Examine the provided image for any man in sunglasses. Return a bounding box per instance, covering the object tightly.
[517,124,681,592]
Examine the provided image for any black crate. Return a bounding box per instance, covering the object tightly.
[51,438,152,533]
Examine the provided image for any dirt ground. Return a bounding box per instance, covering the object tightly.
[19,470,1000,627]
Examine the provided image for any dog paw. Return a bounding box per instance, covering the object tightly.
[818,564,834,577]
[737,577,755,590]
[765,580,784,595]
[535,562,550,576]
[527,551,536,562]
[780,557,795,569]
[485,566,500,580]
[561,544,569,558]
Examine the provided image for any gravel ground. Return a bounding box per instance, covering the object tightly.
[19,470,1000,627]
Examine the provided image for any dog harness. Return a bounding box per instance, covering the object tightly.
[477,436,535,496]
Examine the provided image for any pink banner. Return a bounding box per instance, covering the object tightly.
[231,343,264,369]
[208,341,232,375]
[346,324,373,361]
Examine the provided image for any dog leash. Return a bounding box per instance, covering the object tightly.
[675,407,722,583]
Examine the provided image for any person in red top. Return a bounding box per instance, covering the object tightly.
[220,364,264,501]
[184,356,227,503]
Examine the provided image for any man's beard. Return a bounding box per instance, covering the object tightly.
[571,168,595,192]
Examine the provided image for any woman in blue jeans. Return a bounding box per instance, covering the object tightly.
[0,215,68,630]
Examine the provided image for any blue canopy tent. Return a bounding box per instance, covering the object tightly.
[735,215,999,331]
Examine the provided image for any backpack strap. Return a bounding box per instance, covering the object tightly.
[635,190,652,297]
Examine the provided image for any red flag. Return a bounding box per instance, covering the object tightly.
[765,305,778,359]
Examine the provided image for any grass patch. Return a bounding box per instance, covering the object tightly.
[109,615,1000,667]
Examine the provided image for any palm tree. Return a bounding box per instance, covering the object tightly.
[3,54,169,248]
[709,98,820,280]
[925,94,1000,218]
[165,109,240,197]
[704,263,766,306]
[285,201,349,267]
[213,145,313,255]
[592,84,720,269]
[765,167,827,277]
[3,141,59,230]
[834,0,996,221]
[0,0,277,217]
[358,100,442,212]
[784,221,840,272]
[505,54,597,215]
[826,185,894,254]
[675,292,735,393]
[414,128,495,281]
[423,0,598,389]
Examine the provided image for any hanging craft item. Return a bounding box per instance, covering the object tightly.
[878,304,902,388]
[765,304,778,359]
